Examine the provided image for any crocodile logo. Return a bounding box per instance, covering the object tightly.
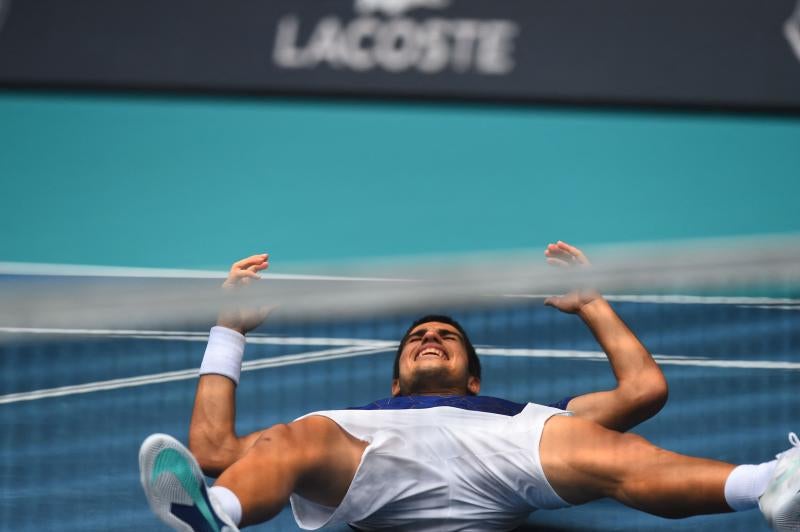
[354,0,450,16]
[786,0,800,62]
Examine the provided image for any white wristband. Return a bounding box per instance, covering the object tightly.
[199,326,246,385]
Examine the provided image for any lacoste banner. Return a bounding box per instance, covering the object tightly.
[1,0,800,111]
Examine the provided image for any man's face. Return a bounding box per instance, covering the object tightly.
[391,321,480,397]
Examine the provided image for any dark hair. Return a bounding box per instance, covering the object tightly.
[393,314,482,381]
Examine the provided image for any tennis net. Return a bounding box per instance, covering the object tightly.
[1,235,799,531]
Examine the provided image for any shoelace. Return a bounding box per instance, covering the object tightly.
[776,432,800,459]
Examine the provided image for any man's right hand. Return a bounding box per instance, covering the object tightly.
[217,253,271,335]
[543,241,601,315]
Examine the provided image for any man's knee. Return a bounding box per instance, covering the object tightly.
[253,423,293,443]
[248,424,301,460]
[246,420,339,467]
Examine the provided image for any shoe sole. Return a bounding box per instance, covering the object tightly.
[139,433,235,532]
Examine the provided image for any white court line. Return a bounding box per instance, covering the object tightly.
[477,348,800,370]
[0,344,394,405]
[605,295,800,306]
[738,305,800,310]
[0,327,398,348]
[1,341,798,405]
[2,328,797,370]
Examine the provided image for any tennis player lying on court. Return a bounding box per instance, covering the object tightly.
[140,242,800,531]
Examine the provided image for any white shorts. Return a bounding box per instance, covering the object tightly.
[289,403,570,531]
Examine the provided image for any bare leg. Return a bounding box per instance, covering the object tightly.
[214,415,368,527]
[540,415,735,518]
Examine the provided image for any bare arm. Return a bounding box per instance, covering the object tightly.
[545,241,667,432]
[188,254,271,476]
[566,297,668,432]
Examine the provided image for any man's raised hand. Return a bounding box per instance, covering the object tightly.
[222,254,269,288]
[217,253,271,335]
[543,241,600,314]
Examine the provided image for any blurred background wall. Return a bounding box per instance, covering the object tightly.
[1,93,798,269]
[1,0,800,269]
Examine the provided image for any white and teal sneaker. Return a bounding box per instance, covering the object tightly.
[760,432,800,531]
[139,433,239,532]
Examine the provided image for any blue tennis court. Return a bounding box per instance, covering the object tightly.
[1,298,798,531]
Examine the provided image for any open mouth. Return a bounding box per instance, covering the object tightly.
[415,344,448,360]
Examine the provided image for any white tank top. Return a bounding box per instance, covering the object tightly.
[289,398,570,531]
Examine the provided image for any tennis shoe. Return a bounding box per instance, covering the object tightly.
[760,432,800,531]
[139,433,239,532]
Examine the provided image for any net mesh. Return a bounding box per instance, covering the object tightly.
[1,236,799,531]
